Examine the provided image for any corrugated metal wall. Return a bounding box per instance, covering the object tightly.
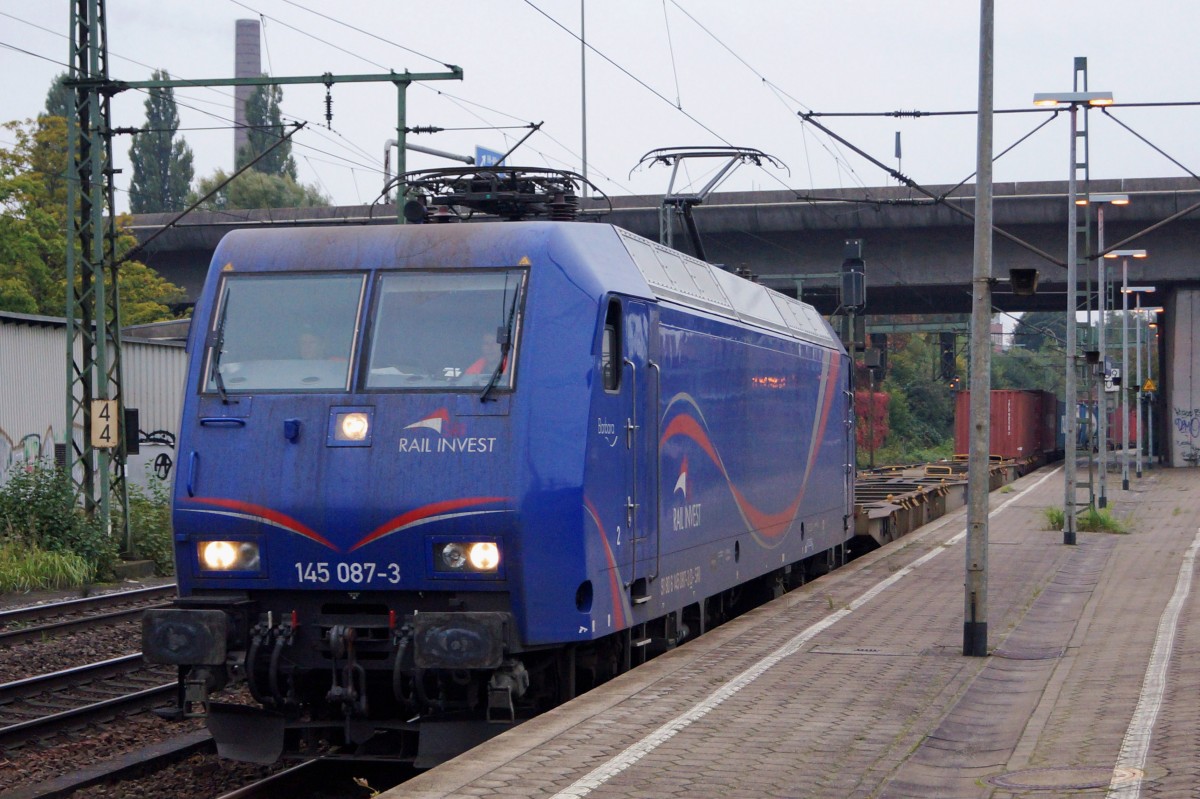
[0,318,65,468]
[124,338,189,486]
[1168,290,1199,467]
[1,313,188,489]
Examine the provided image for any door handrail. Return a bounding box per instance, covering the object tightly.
[648,359,662,581]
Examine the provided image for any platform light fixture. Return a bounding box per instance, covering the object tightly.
[1090,194,1130,508]
[1034,77,1114,546]
[1082,192,1130,206]
[1033,91,1114,107]
[1104,250,1148,490]
[1124,286,1156,481]
[1145,316,1161,464]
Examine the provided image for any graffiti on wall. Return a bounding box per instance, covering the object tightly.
[141,430,176,480]
[0,427,53,473]
[1,425,178,484]
[1174,407,1200,466]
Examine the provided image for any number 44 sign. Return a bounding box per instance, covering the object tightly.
[90,399,119,448]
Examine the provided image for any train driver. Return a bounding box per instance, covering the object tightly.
[465,329,505,376]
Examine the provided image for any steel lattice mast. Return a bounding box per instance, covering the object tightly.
[66,0,130,549]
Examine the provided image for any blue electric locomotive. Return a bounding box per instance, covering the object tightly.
[143,212,854,765]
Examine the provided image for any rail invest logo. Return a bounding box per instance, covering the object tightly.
[399,408,497,454]
[672,455,702,531]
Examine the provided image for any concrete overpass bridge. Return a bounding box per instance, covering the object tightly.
[129,176,1200,466]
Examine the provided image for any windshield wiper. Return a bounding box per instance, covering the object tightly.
[480,281,520,403]
[208,287,231,404]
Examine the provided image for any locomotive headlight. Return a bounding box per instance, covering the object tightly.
[441,543,467,570]
[434,540,502,575]
[327,406,373,448]
[336,411,370,441]
[467,542,500,571]
[198,540,260,572]
[201,541,237,569]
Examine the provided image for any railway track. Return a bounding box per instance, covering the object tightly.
[0,654,176,749]
[0,584,176,645]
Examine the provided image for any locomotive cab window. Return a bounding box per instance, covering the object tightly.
[204,273,365,394]
[601,299,621,392]
[365,269,525,391]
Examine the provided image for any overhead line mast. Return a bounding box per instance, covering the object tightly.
[65,1,461,553]
[65,0,125,547]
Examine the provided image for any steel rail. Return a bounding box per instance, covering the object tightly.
[0,584,176,626]
[0,586,176,646]
[0,653,146,703]
[0,682,176,749]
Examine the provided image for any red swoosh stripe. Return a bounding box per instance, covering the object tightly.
[183,497,339,551]
[351,496,509,551]
[584,496,628,630]
[659,360,842,542]
[808,356,841,476]
[661,413,798,536]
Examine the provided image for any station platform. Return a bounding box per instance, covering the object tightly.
[392,465,1200,799]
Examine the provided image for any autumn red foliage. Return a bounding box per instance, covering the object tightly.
[855,390,889,452]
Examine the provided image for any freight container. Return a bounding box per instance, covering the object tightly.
[954,389,1046,463]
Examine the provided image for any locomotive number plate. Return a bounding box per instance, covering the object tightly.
[294,561,402,585]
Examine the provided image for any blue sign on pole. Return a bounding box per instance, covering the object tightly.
[475,146,505,167]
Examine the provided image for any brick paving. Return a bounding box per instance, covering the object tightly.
[393,466,1200,799]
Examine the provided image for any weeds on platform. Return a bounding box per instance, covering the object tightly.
[1041,506,1127,533]
[0,541,92,592]
[0,460,116,590]
[128,473,174,576]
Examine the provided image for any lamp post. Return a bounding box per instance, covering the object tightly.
[1136,294,1144,479]
[1034,88,1113,544]
[963,0,994,658]
[1127,288,1156,478]
[1105,249,1148,490]
[1148,321,1158,463]
[1086,193,1129,508]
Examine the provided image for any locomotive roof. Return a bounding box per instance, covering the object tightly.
[613,228,838,349]
[208,222,839,350]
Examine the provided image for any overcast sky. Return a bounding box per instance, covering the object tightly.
[2,1,1199,214]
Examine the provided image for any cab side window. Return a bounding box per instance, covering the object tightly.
[602,300,621,392]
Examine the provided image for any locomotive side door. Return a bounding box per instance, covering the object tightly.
[623,299,659,602]
[591,296,658,616]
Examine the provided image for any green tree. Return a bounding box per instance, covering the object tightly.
[43,72,72,120]
[0,119,67,314]
[992,344,1062,394]
[237,83,297,179]
[128,70,194,213]
[881,333,955,448]
[188,168,328,211]
[114,249,187,324]
[1012,311,1066,352]
[194,82,325,211]
[0,117,187,322]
